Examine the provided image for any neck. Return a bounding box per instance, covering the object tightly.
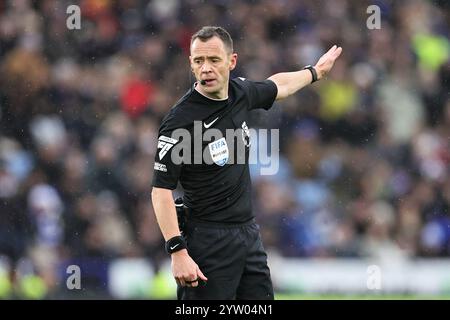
[195,82,228,100]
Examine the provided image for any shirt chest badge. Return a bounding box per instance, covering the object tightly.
[208,137,229,166]
[241,121,251,147]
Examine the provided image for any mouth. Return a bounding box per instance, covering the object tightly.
[202,79,216,86]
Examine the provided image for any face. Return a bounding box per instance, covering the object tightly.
[190,36,237,100]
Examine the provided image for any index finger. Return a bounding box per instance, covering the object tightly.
[324,45,337,57]
[197,267,208,281]
[332,47,343,59]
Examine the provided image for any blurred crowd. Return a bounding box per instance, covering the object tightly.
[0,0,449,298]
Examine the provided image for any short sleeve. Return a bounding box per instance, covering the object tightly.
[152,130,182,190]
[237,78,278,110]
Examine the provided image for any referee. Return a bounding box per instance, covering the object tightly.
[151,26,342,299]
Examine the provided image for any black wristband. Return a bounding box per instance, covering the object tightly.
[303,65,318,83]
[165,235,187,254]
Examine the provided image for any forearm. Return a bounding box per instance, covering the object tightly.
[268,69,313,100]
[151,187,181,241]
[151,187,206,286]
[268,45,343,101]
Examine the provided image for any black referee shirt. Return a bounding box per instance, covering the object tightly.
[152,77,278,223]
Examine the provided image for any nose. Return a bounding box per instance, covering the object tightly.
[200,61,212,73]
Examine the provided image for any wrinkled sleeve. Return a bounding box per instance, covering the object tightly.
[238,78,278,110]
[152,127,182,190]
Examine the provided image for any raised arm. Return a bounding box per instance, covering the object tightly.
[268,45,343,101]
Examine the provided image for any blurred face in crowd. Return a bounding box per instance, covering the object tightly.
[190,36,237,100]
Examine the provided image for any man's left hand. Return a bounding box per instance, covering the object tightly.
[314,45,343,80]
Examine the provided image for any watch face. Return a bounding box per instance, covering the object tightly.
[304,66,317,82]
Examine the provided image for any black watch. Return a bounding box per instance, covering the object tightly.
[303,65,318,83]
[165,235,187,254]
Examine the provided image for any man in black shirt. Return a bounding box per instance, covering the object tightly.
[151,26,342,299]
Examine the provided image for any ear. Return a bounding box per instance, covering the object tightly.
[229,53,238,71]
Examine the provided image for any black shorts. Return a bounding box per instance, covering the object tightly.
[178,218,274,300]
